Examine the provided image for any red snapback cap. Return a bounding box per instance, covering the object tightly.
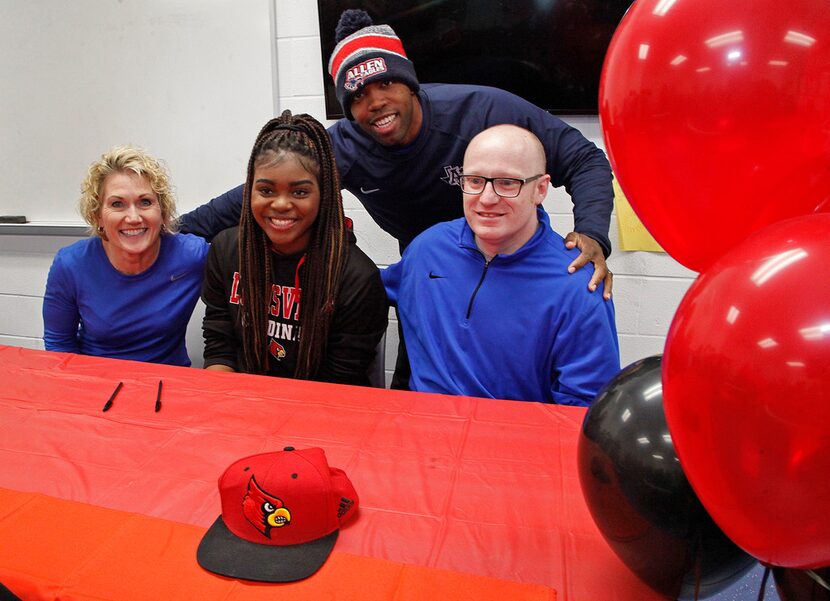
[197,446,358,582]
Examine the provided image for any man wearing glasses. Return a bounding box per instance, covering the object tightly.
[381,125,619,405]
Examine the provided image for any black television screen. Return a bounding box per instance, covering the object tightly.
[317,0,632,119]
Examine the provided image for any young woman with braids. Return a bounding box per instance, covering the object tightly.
[200,111,388,385]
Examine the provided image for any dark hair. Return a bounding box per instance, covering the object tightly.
[238,110,348,378]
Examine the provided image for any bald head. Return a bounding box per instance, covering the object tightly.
[461,125,551,258]
[464,125,547,177]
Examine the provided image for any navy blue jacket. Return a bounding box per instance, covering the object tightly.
[181,84,613,254]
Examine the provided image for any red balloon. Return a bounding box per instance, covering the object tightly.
[600,0,830,272]
[663,213,830,568]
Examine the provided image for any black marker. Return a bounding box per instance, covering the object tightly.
[155,380,163,412]
[102,381,123,412]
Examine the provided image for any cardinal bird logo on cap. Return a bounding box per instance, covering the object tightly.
[242,476,291,539]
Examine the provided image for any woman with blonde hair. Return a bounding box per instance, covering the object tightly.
[43,146,208,365]
[201,111,387,384]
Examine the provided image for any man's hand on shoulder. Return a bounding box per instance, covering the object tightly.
[564,232,613,300]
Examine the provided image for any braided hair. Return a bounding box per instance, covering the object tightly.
[238,110,348,378]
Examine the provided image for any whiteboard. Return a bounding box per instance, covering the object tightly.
[0,0,275,224]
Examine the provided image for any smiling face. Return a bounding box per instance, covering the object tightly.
[462,126,551,258]
[97,170,163,272]
[250,152,321,255]
[349,79,423,147]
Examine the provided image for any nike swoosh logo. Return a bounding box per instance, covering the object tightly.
[360,187,381,194]
[429,272,445,279]
[170,272,188,282]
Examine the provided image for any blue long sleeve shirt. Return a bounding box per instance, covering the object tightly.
[43,233,209,366]
[382,209,620,405]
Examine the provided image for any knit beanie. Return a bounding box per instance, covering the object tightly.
[327,9,420,119]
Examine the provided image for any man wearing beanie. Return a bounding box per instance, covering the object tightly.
[181,9,616,388]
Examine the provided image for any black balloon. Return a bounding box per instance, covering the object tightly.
[578,355,756,599]
[773,566,830,601]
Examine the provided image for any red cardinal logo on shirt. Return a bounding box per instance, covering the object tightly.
[269,339,286,360]
[242,476,291,539]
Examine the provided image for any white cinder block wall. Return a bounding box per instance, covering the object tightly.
[0,0,697,386]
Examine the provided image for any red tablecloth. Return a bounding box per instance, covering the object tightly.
[0,346,661,600]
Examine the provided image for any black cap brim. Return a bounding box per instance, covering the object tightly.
[196,516,339,582]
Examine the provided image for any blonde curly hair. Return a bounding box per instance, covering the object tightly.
[79,145,178,237]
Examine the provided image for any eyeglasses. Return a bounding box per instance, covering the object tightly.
[459,174,543,198]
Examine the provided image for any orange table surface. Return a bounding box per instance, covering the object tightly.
[0,346,661,600]
[0,488,555,600]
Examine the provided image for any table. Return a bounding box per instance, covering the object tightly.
[0,345,663,600]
